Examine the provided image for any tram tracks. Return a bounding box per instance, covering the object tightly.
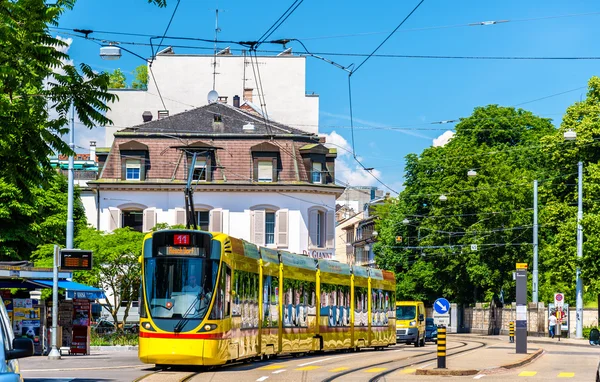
[322,340,487,382]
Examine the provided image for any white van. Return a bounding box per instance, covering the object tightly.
[0,297,34,382]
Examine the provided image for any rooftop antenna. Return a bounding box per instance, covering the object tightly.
[212,9,221,91]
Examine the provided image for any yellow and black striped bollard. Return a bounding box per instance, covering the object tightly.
[437,325,446,369]
[509,321,515,343]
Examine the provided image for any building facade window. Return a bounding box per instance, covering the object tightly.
[308,207,333,249]
[125,160,141,180]
[196,211,209,231]
[312,162,322,184]
[193,159,207,181]
[122,210,143,232]
[265,212,276,244]
[258,160,274,182]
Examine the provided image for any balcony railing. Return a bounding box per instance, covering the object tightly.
[58,170,98,180]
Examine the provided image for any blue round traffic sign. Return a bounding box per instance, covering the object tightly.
[434,298,450,314]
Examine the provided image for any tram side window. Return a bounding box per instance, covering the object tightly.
[262,275,279,328]
[387,290,396,321]
[354,286,368,327]
[233,270,259,328]
[210,265,231,319]
[371,288,388,326]
[321,284,350,327]
[283,279,314,328]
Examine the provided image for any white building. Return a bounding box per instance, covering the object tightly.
[104,48,319,147]
[90,102,343,259]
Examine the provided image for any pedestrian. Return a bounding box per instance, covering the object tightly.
[548,312,557,339]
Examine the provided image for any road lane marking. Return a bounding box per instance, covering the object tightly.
[519,371,537,377]
[400,368,416,374]
[296,352,364,367]
[272,369,286,374]
[256,377,269,382]
[473,375,485,380]
[558,372,575,378]
[260,365,284,370]
[329,367,349,372]
[365,367,387,373]
[295,365,321,371]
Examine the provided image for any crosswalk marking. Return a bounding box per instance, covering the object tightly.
[519,371,537,377]
[295,366,321,371]
[399,368,416,374]
[365,367,388,373]
[558,372,575,378]
[329,367,349,372]
[260,365,284,370]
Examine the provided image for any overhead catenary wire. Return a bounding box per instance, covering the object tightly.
[152,0,182,59]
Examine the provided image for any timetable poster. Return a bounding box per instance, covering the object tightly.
[13,298,42,354]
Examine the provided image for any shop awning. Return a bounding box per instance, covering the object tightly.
[30,280,106,300]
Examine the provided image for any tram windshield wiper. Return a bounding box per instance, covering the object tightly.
[174,293,203,333]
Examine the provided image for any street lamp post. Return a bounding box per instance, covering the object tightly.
[564,129,584,338]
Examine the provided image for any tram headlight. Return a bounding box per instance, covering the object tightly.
[142,322,156,331]
[202,324,218,332]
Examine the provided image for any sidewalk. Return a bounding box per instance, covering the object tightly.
[19,349,144,372]
[417,335,546,376]
[450,332,591,348]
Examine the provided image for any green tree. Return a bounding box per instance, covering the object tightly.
[2,173,85,259]
[131,65,148,90]
[108,68,127,89]
[376,105,556,304]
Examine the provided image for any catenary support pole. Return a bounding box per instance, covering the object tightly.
[48,245,61,360]
[533,180,538,303]
[576,161,583,338]
[66,101,75,250]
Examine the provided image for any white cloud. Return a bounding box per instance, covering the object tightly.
[321,111,432,140]
[433,130,455,147]
[321,131,382,188]
[55,35,73,55]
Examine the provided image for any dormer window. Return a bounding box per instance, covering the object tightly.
[193,159,207,181]
[251,142,280,183]
[119,140,149,181]
[312,162,322,184]
[126,160,142,180]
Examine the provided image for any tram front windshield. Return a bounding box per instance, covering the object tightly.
[144,231,220,320]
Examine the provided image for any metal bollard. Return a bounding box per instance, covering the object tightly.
[437,325,446,369]
[509,321,515,343]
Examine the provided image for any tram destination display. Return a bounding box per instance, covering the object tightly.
[60,249,93,270]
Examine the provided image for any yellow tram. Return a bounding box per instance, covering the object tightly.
[138,230,396,366]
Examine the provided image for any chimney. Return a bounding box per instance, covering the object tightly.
[142,111,152,122]
[233,95,240,108]
[218,96,228,104]
[318,136,326,143]
[90,141,97,162]
[244,88,253,103]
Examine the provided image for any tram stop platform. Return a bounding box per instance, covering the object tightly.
[417,333,554,376]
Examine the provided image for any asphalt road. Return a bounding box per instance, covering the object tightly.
[20,340,600,382]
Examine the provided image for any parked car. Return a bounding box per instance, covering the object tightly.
[123,323,139,334]
[0,297,34,381]
[92,320,116,334]
[425,317,438,343]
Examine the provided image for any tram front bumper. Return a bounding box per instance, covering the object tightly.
[139,337,226,366]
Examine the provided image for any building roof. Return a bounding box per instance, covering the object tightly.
[116,102,314,137]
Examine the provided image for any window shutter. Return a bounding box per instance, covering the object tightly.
[175,209,186,226]
[209,209,223,232]
[276,209,288,248]
[253,210,266,246]
[109,208,121,231]
[308,210,318,247]
[326,209,335,248]
[143,208,156,232]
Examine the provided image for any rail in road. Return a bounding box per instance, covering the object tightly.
[135,339,488,382]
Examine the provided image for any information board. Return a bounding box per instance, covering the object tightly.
[60,250,93,271]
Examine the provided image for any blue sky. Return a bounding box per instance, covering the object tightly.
[56,0,600,193]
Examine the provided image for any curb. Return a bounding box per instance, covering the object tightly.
[91,345,138,352]
[415,348,544,376]
[450,334,591,348]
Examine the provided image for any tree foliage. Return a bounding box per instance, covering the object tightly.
[131,65,148,90]
[107,68,127,89]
